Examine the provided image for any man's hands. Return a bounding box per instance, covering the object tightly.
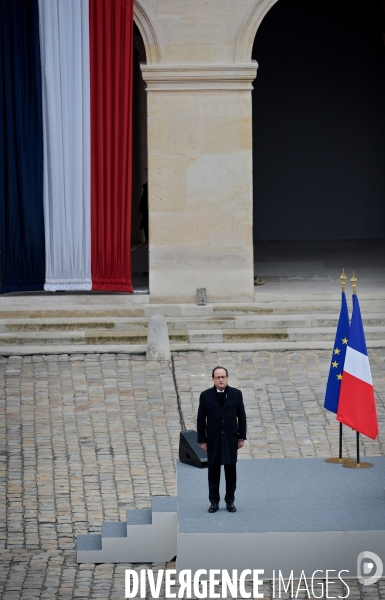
[199,443,207,452]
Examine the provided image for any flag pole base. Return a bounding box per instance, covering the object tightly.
[343,461,374,469]
[325,457,355,464]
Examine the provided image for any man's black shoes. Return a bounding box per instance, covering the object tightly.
[208,502,236,512]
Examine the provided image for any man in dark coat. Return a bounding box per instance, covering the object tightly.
[197,366,247,513]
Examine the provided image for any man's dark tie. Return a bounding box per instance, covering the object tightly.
[216,390,226,407]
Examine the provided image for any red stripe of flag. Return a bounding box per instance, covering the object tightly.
[89,0,134,291]
[337,371,378,440]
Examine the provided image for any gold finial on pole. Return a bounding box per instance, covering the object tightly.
[340,268,347,293]
[351,271,357,295]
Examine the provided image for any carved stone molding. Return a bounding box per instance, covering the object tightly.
[235,0,279,64]
[140,63,258,92]
[134,0,161,65]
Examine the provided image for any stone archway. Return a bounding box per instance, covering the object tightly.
[245,0,385,290]
[235,0,279,64]
[135,0,280,303]
[133,0,161,65]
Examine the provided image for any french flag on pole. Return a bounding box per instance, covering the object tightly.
[337,295,378,440]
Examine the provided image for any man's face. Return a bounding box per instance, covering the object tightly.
[212,368,228,390]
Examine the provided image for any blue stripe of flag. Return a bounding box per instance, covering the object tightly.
[347,295,367,356]
[0,0,45,293]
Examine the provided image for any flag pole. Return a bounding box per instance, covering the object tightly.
[325,268,354,464]
[343,272,373,469]
[343,430,373,468]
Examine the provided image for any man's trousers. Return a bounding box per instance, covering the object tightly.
[208,463,236,504]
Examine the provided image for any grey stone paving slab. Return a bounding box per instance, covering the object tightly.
[0,350,385,598]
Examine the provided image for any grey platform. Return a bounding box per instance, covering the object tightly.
[176,458,385,579]
[77,458,385,580]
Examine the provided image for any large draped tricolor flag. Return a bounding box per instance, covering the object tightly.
[337,295,378,440]
[1,0,134,293]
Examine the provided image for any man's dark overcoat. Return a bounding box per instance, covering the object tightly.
[197,386,247,465]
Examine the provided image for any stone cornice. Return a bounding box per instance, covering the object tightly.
[140,63,258,91]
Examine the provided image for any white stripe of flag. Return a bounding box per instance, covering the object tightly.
[343,346,373,386]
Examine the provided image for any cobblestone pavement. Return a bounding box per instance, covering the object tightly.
[0,350,385,599]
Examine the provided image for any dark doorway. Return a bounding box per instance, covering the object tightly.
[252,0,385,241]
[131,23,149,291]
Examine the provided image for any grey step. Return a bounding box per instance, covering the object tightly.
[171,313,385,329]
[0,294,149,307]
[2,296,385,313]
[1,317,148,332]
[287,326,385,341]
[1,293,384,316]
[0,308,146,319]
[214,301,385,315]
[0,344,148,356]
[0,329,188,345]
[76,534,102,552]
[102,522,127,538]
[2,339,385,356]
[188,326,385,343]
[0,331,147,345]
[224,329,288,341]
[231,313,385,329]
[1,316,218,332]
[1,326,385,354]
[169,340,385,351]
[2,292,385,307]
[188,329,289,343]
[152,496,178,512]
[126,509,152,526]
[251,292,385,302]
[188,330,223,343]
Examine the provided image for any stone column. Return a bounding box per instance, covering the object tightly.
[141,64,257,304]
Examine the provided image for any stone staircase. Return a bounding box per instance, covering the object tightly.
[1,292,385,354]
[76,496,177,563]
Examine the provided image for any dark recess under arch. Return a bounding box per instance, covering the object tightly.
[252,0,385,240]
